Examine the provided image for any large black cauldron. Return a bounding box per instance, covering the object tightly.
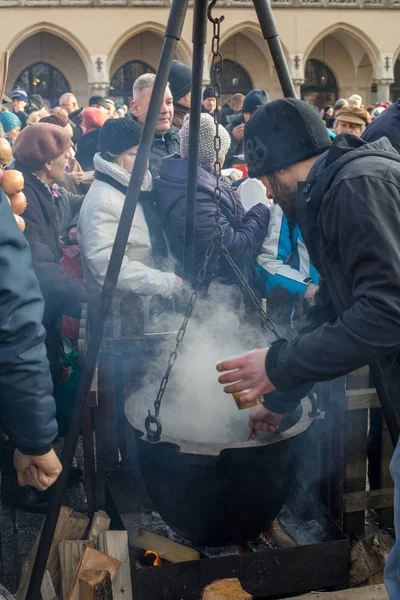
[128,392,314,545]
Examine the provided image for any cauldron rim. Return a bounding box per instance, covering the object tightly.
[128,393,314,457]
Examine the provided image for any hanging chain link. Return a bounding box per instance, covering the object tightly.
[145,1,280,439]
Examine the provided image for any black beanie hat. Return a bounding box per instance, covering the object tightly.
[99,117,142,159]
[242,89,269,115]
[169,60,192,102]
[89,95,108,109]
[244,98,331,178]
[203,86,216,101]
[29,94,45,111]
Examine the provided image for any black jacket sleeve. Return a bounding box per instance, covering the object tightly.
[0,190,58,454]
[266,175,400,391]
[222,203,270,264]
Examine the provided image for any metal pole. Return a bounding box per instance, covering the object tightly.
[253,0,297,98]
[182,0,208,281]
[25,0,189,597]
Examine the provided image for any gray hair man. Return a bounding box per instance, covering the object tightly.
[129,73,180,174]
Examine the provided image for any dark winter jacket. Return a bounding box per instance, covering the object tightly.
[0,188,58,453]
[15,166,89,382]
[126,114,180,176]
[69,108,83,145]
[264,134,400,417]
[225,112,244,168]
[76,128,101,171]
[55,186,84,240]
[362,99,400,153]
[154,155,270,286]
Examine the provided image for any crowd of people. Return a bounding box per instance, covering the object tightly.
[1,54,400,597]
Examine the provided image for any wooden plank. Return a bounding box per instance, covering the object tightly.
[59,540,95,600]
[134,528,200,563]
[202,579,252,600]
[16,507,89,600]
[88,368,98,408]
[269,520,297,548]
[343,488,394,513]
[98,531,133,600]
[40,571,57,600]
[0,584,16,600]
[377,418,394,528]
[88,511,111,541]
[79,570,113,600]
[346,389,380,411]
[343,407,368,536]
[283,585,388,600]
[67,546,120,600]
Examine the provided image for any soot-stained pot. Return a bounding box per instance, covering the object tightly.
[127,392,314,545]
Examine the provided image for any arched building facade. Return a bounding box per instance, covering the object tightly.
[1,3,400,108]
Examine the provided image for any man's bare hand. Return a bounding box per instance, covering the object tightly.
[248,404,284,438]
[232,123,245,141]
[172,275,183,294]
[14,449,62,492]
[216,348,276,404]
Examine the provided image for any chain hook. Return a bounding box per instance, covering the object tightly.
[207,0,225,25]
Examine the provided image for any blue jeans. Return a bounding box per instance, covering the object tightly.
[384,438,400,599]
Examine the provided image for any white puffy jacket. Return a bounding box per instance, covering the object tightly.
[77,153,175,298]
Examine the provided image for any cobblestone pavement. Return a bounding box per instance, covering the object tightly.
[0,440,87,594]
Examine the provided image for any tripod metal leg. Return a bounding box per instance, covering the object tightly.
[24,0,189,597]
[183,0,208,281]
[253,0,297,98]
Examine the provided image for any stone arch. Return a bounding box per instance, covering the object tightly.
[214,22,289,100]
[303,23,379,105]
[6,22,91,72]
[108,22,192,77]
[6,27,90,105]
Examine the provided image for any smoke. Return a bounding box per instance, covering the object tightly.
[125,283,276,443]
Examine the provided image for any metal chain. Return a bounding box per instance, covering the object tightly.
[145,1,281,439]
[145,2,226,439]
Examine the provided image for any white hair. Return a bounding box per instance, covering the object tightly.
[132,73,170,101]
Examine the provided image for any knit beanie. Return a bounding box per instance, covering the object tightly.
[0,111,21,133]
[348,94,362,108]
[99,117,142,159]
[13,123,71,169]
[89,95,108,109]
[242,89,269,116]
[82,107,108,132]
[29,94,45,112]
[11,86,28,103]
[180,113,231,169]
[169,60,192,102]
[203,86,216,101]
[244,98,331,178]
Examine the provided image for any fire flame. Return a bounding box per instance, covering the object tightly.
[145,550,162,566]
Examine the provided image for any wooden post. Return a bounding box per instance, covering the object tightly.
[97,531,133,600]
[377,418,394,528]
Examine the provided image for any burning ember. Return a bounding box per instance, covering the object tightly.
[145,550,162,566]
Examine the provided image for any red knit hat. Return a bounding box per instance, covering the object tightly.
[13,123,71,169]
[82,107,108,132]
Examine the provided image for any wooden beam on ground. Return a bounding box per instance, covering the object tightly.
[0,584,16,600]
[16,506,89,600]
[283,585,388,599]
[134,528,200,563]
[344,489,394,513]
[67,546,120,600]
[97,531,132,600]
[59,540,96,600]
[79,569,113,600]
[202,579,252,600]
[88,511,111,542]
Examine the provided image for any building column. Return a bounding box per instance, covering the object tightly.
[88,54,110,97]
[202,55,211,89]
[375,81,393,103]
[374,53,395,103]
[289,54,305,99]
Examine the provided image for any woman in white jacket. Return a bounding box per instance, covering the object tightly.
[77,117,182,329]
